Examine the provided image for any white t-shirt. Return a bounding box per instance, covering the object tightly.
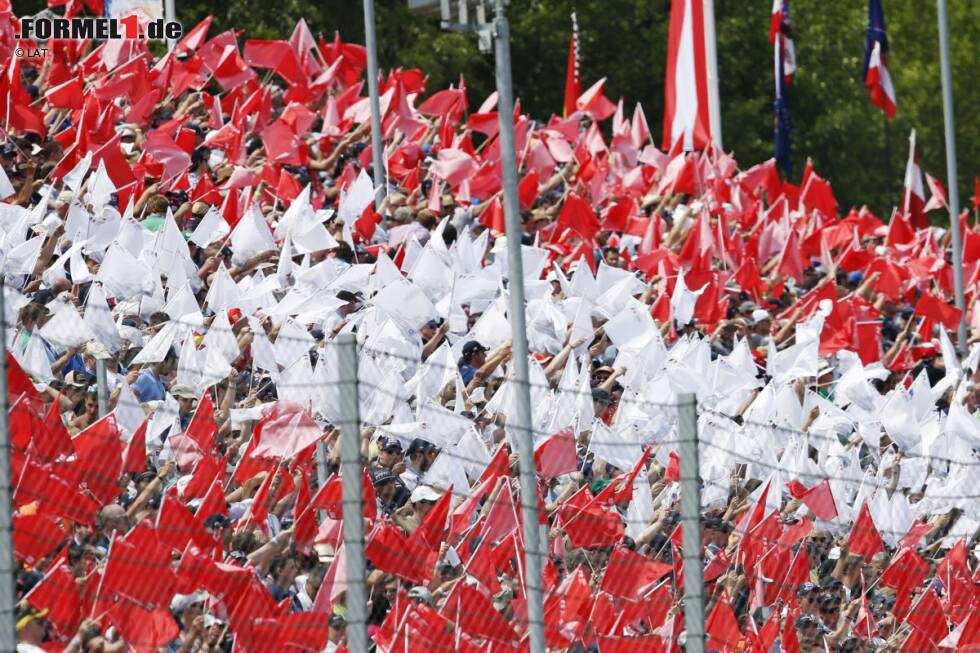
[17,642,47,653]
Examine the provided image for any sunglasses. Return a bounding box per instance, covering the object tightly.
[821,606,840,614]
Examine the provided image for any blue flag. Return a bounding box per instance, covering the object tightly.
[863,0,889,78]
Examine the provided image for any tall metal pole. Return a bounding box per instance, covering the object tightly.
[95,359,108,417]
[492,3,544,652]
[337,334,367,653]
[363,0,388,210]
[936,0,967,354]
[702,0,723,149]
[164,0,176,51]
[678,393,704,653]
[0,285,16,651]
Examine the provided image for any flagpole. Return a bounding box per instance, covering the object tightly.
[492,2,545,652]
[363,0,388,210]
[164,0,176,51]
[702,0,723,149]
[936,0,967,353]
[0,282,14,652]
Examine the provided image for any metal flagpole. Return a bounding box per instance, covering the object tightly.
[95,359,108,417]
[337,334,367,653]
[678,393,704,653]
[164,0,176,51]
[702,0,723,149]
[492,2,544,652]
[936,0,967,354]
[363,0,388,210]
[0,285,15,651]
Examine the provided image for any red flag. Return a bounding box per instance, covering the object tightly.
[443,582,518,645]
[69,414,124,505]
[417,86,468,123]
[479,483,520,544]
[706,591,742,652]
[899,519,933,550]
[534,427,578,479]
[799,479,837,521]
[563,12,581,117]
[175,16,212,54]
[557,491,624,549]
[365,521,431,584]
[575,78,616,122]
[243,40,305,85]
[24,564,82,636]
[518,170,540,211]
[799,170,838,218]
[121,419,148,475]
[776,228,805,282]
[924,173,947,212]
[914,292,961,331]
[102,524,177,609]
[13,513,65,565]
[657,152,697,196]
[108,602,179,653]
[906,588,947,645]
[847,503,884,559]
[355,202,381,242]
[480,197,506,233]
[250,402,324,460]
[15,459,99,525]
[556,191,600,240]
[185,391,217,453]
[293,472,316,556]
[44,74,84,109]
[235,469,274,534]
[408,485,452,553]
[0,58,46,135]
[275,168,303,203]
[156,494,215,553]
[7,352,41,403]
[600,544,672,599]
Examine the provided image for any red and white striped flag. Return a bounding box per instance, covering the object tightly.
[663,0,713,151]
[902,129,927,228]
[563,11,581,117]
[865,41,897,118]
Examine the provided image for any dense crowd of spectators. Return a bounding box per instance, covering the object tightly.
[0,8,978,653]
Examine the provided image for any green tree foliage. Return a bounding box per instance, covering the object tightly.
[13,0,979,215]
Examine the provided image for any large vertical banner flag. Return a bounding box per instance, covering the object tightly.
[863,0,897,118]
[563,12,582,118]
[771,0,795,174]
[663,0,712,151]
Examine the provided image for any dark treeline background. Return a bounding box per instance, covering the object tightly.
[15,0,980,217]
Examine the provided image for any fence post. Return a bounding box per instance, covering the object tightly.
[0,286,16,651]
[678,393,704,653]
[95,358,108,417]
[337,334,367,653]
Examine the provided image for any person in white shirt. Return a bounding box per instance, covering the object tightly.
[16,605,48,653]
